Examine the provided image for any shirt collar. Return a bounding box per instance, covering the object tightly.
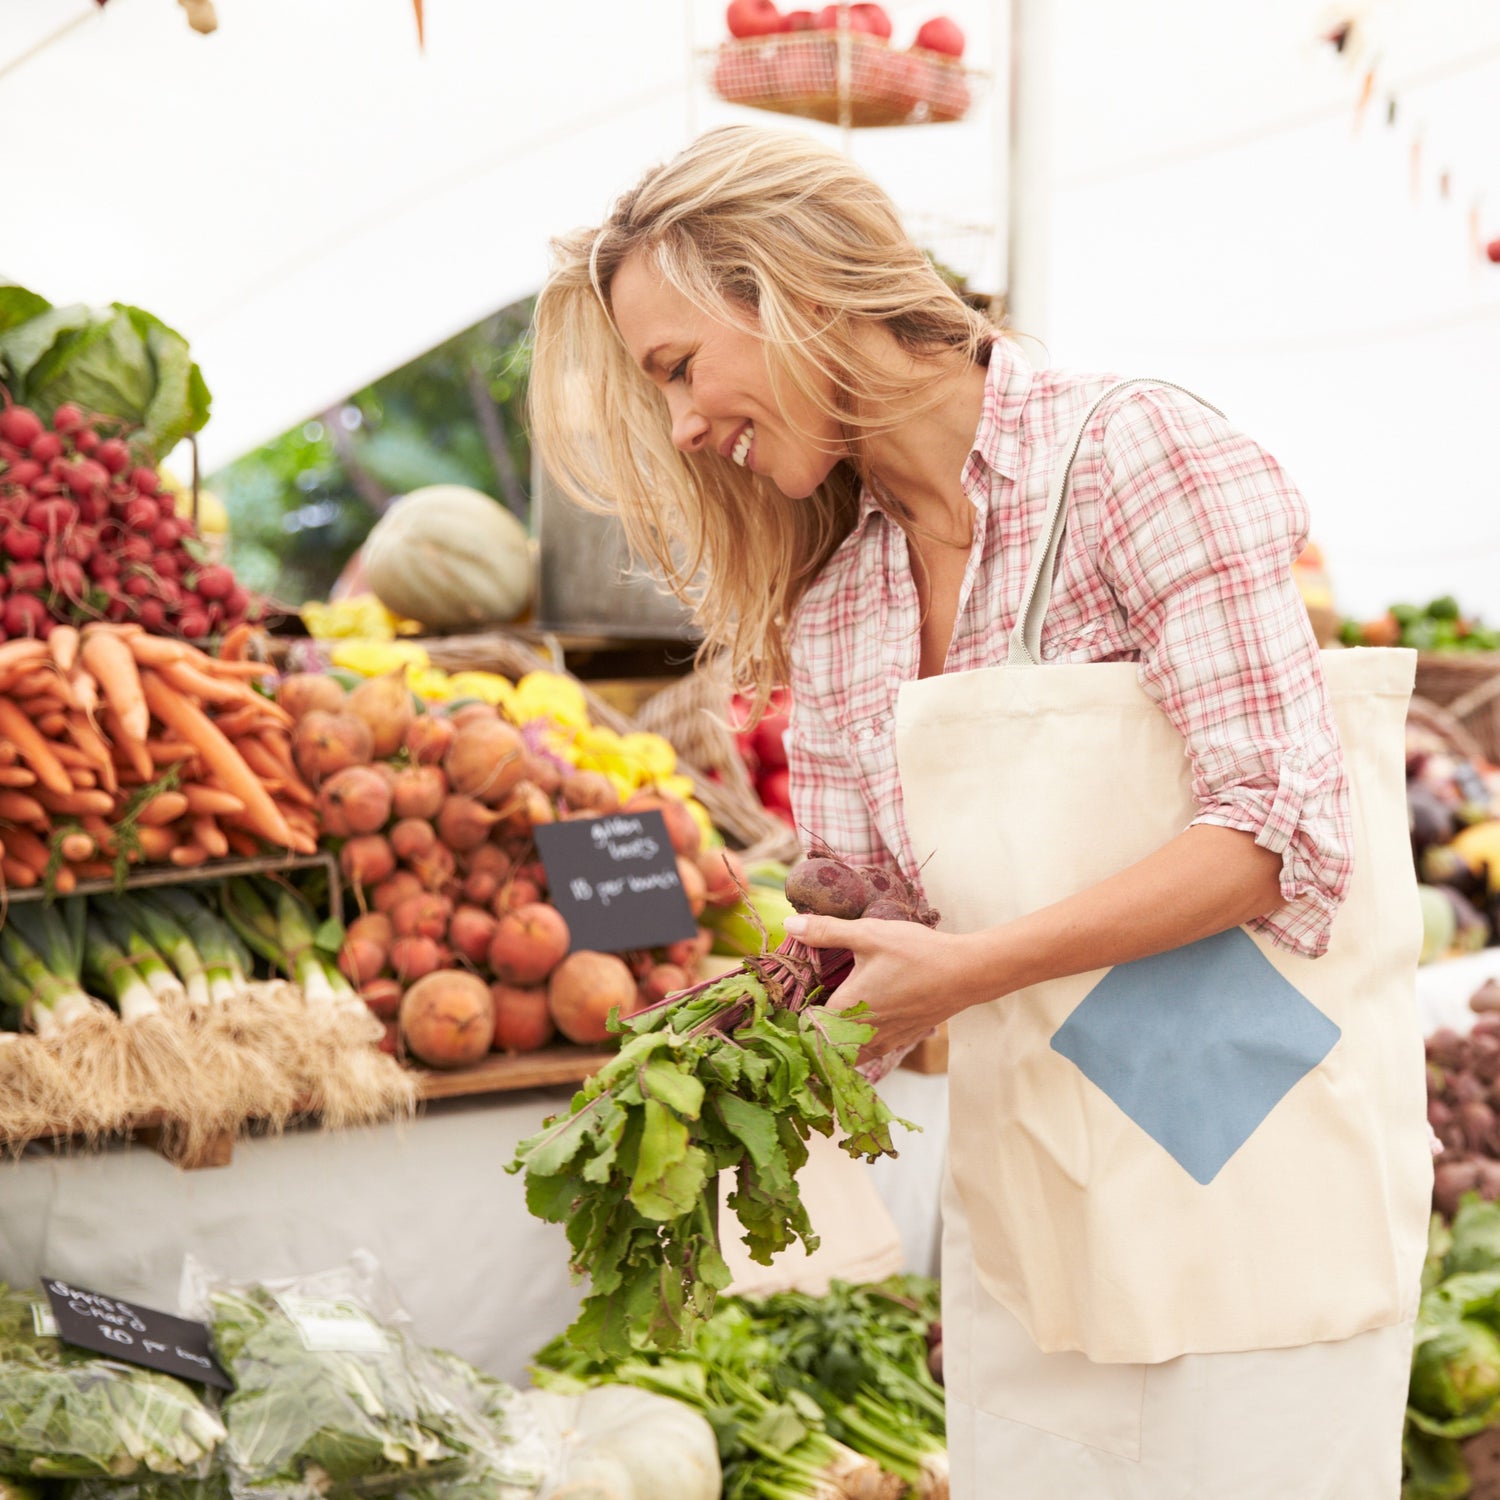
[852,337,1035,530]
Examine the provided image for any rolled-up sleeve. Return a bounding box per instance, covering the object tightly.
[1094,388,1352,957]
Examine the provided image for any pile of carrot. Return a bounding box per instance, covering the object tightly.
[0,622,317,893]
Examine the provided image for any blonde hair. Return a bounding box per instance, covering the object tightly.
[527,124,999,706]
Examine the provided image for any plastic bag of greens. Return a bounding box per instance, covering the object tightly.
[59,1477,232,1500]
[0,1285,225,1483]
[180,1254,478,1500]
[390,1350,549,1500]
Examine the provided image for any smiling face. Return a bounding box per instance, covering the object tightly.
[609,250,846,501]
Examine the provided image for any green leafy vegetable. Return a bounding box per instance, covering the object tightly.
[0,1285,225,1481]
[0,282,211,460]
[511,952,913,1366]
[204,1283,476,1496]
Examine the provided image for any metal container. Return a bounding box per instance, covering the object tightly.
[532,456,698,640]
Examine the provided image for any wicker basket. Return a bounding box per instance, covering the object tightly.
[1407,694,1490,764]
[1415,654,1500,764]
[707,34,973,127]
[417,630,801,861]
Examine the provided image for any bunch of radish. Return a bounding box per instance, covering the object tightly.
[0,394,262,643]
[276,672,747,1070]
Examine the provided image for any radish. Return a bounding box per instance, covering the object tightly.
[47,557,86,598]
[123,573,153,598]
[119,534,152,563]
[95,439,130,475]
[136,599,168,632]
[74,427,100,455]
[123,496,159,530]
[130,466,160,494]
[2,523,43,561]
[7,561,46,593]
[27,497,76,535]
[151,517,182,550]
[3,594,50,637]
[87,551,119,581]
[0,406,43,449]
[2,459,42,488]
[178,608,211,638]
[51,403,85,435]
[28,431,63,463]
[193,564,235,601]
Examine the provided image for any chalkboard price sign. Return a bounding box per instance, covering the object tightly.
[534,809,698,955]
[42,1277,232,1389]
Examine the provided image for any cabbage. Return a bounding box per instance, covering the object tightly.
[1409,1319,1500,1435]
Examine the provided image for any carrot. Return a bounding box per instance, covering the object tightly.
[0,698,75,796]
[0,790,47,826]
[0,639,48,678]
[64,713,117,794]
[51,865,77,895]
[136,791,190,827]
[34,787,114,817]
[48,742,94,770]
[169,844,210,868]
[209,705,273,739]
[224,827,260,858]
[69,667,100,718]
[123,634,197,667]
[70,768,98,789]
[1,857,38,888]
[0,767,37,788]
[139,671,299,848]
[158,658,251,706]
[145,738,198,765]
[58,830,96,863]
[11,668,64,699]
[1,824,52,877]
[191,815,228,858]
[80,630,149,744]
[73,860,117,881]
[0,742,14,764]
[217,622,254,662]
[213,660,278,682]
[35,712,68,739]
[81,814,118,856]
[133,825,178,861]
[49,625,81,675]
[181,784,246,817]
[104,709,154,783]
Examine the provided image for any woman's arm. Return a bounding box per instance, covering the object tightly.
[788,823,1283,1060]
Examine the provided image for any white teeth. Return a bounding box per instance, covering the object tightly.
[731,423,754,467]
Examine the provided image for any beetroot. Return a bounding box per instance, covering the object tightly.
[784,856,873,919]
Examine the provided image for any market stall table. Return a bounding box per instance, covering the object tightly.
[0,1069,949,1382]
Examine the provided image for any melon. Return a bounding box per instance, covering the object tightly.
[362,485,532,631]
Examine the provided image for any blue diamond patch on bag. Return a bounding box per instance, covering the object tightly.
[1050,927,1340,1185]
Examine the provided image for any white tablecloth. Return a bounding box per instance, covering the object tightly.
[0,1073,950,1382]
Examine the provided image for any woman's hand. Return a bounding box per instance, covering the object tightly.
[784,912,986,1062]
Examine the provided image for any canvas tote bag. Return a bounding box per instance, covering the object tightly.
[894,380,1432,1365]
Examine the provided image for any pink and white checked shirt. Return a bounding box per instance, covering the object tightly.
[786,343,1351,958]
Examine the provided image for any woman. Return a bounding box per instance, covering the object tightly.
[528,125,1428,1498]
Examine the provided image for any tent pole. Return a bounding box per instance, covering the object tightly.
[1004,0,1052,344]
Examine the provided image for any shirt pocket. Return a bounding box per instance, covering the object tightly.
[1040,613,1120,663]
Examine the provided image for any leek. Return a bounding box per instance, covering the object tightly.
[91,901,184,1007]
[0,904,96,1036]
[81,915,163,1023]
[143,886,251,1003]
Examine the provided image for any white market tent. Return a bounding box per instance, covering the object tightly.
[3,0,1498,622]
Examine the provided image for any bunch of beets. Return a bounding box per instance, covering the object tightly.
[0,395,263,643]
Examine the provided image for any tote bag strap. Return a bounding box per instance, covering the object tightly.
[1006,379,1226,667]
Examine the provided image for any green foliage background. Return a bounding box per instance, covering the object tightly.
[208,296,535,607]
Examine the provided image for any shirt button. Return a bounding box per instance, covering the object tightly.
[1041,643,1058,660]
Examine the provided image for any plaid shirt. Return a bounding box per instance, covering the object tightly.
[786,344,1351,958]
